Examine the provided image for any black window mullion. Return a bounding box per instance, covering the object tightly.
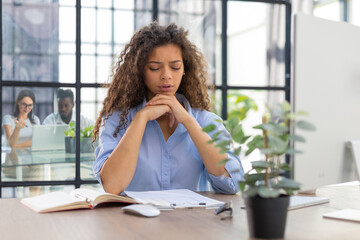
[221,0,228,120]
[75,0,81,189]
[285,0,291,102]
[0,0,2,197]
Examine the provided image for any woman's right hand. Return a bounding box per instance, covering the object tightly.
[14,118,27,129]
[139,104,171,122]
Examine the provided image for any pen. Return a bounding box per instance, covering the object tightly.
[170,203,206,207]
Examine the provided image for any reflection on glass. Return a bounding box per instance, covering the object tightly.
[2,89,40,149]
[1,185,77,199]
[226,90,285,170]
[82,8,96,42]
[114,11,135,44]
[227,2,285,87]
[351,0,360,26]
[2,1,59,82]
[97,9,112,43]
[81,55,96,83]
[1,147,96,182]
[313,1,341,22]
[59,55,75,83]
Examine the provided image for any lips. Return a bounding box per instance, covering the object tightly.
[159,84,173,92]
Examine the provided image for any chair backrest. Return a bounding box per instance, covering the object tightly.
[346,140,360,181]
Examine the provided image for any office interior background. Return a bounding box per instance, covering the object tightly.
[1,0,359,198]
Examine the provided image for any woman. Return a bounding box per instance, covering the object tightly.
[93,22,243,195]
[2,89,40,148]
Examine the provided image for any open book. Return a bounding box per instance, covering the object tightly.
[21,188,138,213]
[21,188,224,213]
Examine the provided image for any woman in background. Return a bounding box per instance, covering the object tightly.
[2,89,40,148]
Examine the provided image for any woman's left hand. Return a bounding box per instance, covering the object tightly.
[14,118,27,129]
[146,94,190,127]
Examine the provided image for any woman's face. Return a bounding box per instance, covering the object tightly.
[144,44,184,100]
[18,96,33,116]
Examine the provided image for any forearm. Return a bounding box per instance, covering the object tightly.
[13,140,31,148]
[7,128,21,147]
[100,113,148,194]
[183,117,227,177]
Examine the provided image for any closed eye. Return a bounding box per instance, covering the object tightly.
[149,67,160,71]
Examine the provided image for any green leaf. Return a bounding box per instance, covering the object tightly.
[246,135,264,155]
[289,134,306,142]
[239,181,246,192]
[253,124,263,130]
[273,178,301,190]
[296,120,316,131]
[216,158,229,166]
[258,187,281,198]
[251,160,269,169]
[245,173,266,185]
[215,140,231,148]
[202,124,216,133]
[233,146,242,156]
[296,110,308,116]
[206,138,217,144]
[267,135,288,153]
[212,131,222,139]
[219,148,230,154]
[281,101,291,112]
[232,125,245,143]
[285,148,303,155]
[243,186,261,197]
[279,163,291,171]
[235,95,249,103]
[226,116,239,131]
[262,123,288,135]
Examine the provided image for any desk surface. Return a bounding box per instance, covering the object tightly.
[1,182,360,240]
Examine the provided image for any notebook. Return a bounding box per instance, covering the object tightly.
[31,125,69,151]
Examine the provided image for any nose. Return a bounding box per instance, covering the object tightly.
[161,67,172,80]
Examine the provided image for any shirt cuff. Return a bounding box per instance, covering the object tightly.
[207,153,244,194]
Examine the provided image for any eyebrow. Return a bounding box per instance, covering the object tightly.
[147,60,182,64]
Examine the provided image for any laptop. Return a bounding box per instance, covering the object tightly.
[31,125,69,151]
[241,195,329,211]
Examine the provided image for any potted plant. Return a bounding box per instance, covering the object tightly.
[64,123,97,153]
[203,101,315,239]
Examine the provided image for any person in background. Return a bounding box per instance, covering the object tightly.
[2,89,40,148]
[93,22,244,195]
[43,88,93,129]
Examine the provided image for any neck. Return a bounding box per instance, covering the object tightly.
[18,113,28,120]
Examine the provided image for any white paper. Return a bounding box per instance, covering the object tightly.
[323,209,360,222]
[124,189,224,209]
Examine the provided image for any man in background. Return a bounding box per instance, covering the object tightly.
[43,88,93,129]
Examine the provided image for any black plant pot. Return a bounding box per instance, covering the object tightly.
[244,195,290,239]
[65,137,97,153]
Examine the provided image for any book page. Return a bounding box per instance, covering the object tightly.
[70,188,106,203]
[21,191,87,213]
[124,189,224,209]
[70,188,137,206]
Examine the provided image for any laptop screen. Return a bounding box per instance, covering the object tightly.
[31,125,69,151]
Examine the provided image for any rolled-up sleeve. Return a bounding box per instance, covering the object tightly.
[93,113,125,185]
[202,113,244,194]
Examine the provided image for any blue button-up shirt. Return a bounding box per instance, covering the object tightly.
[94,94,244,194]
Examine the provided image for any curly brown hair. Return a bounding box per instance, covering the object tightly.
[93,21,212,140]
